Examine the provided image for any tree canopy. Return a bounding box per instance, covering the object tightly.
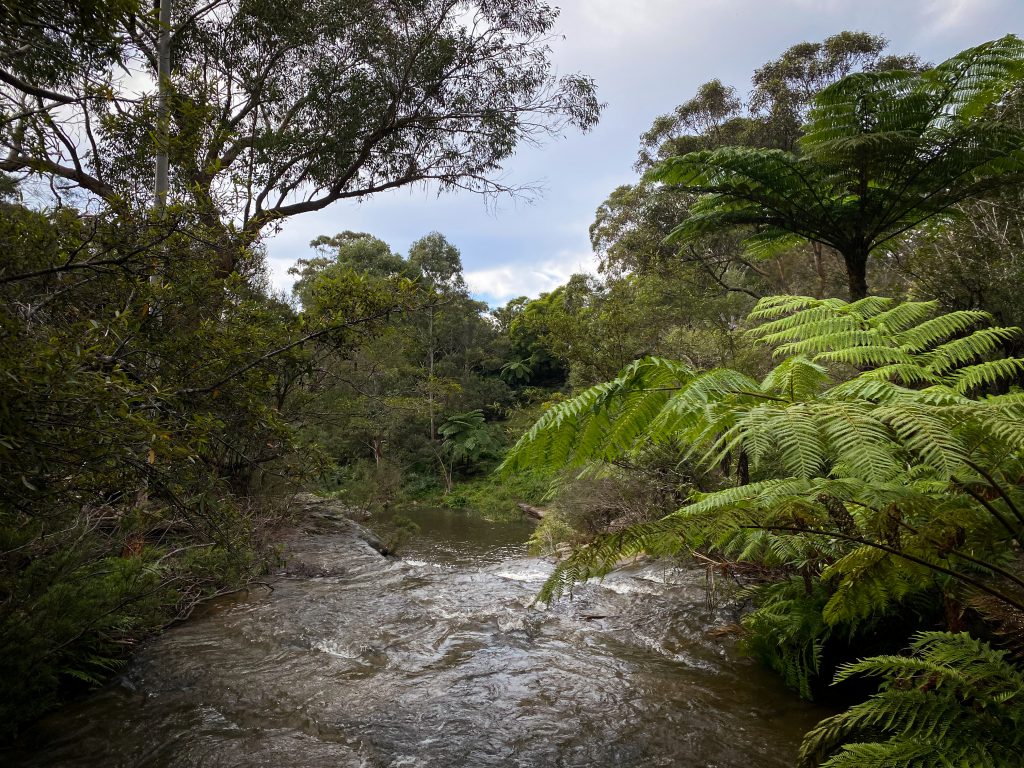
[1,0,601,256]
[650,35,1024,299]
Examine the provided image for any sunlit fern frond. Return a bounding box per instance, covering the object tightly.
[872,300,940,333]
[760,355,831,400]
[498,357,693,474]
[952,358,1024,395]
[535,516,690,603]
[895,309,994,352]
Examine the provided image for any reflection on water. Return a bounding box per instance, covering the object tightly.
[7,506,825,767]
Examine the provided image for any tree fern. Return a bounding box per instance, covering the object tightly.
[798,632,1024,768]
[649,36,1024,299]
[506,295,1024,693]
[506,295,1023,489]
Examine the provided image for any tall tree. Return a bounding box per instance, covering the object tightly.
[651,36,1024,299]
[409,231,467,440]
[0,0,137,89]
[597,32,914,298]
[748,30,922,150]
[290,231,412,307]
[0,0,600,266]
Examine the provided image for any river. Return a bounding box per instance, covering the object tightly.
[8,505,825,767]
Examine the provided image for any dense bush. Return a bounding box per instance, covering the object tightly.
[504,295,1024,761]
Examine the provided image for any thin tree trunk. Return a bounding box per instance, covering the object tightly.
[811,241,827,298]
[154,0,172,211]
[427,305,436,441]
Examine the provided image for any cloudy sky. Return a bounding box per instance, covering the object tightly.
[264,0,1024,307]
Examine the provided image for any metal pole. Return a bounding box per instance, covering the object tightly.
[154,0,172,212]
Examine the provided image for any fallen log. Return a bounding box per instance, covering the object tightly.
[516,502,548,520]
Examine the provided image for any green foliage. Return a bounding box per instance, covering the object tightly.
[650,36,1024,298]
[507,294,1024,726]
[897,185,1024,331]
[291,228,514,494]
[799,632,1024,767]
[527,510,578,556]
[500,359,533,384]
[439,410,501,466]
[505,295,1024,484]
[500,356,696,473]
[375,514,421,555]
[409,232,467,293]
[742,579,832,700]
[0,0,138,84]
[440,472,549,523]
[503,289,571,387]
[0,197,417,736]
[1,0,600,241]
[595,33,922,304]
[291,232,414,307]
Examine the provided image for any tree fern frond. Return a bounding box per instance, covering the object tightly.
[748,295,833,321]
[775,329,881,358]
[952,358,1024,394]
[855,363,944,387]
[923,326,1021,374]
[499,357,693,474]
[742,230,808,261]
[536,516,690,603]
[872,300,940,333]
[922,34,1024,122]
[872,403,965,475]
[895,310,992,353]
[801,632,1024,768]
[760,356,831,400]
[814,345,915,368]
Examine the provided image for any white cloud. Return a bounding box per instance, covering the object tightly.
[464,249,600,305]
[924,0,994,34]
[266,254,299,296]
[266,247,600,307]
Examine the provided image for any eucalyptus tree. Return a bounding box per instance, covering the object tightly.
[748,30,923,151]
[409,231,469,441]
[636,32,920,167]
[651,36,1024,300]
[289,231,411,308]
[0,0,137,91]
[0,0,600,265]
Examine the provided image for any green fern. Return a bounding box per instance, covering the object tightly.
[742,578,832,700]
[799,632,1024,767]
[648,37,1024,299]
[506,296,1024,692]
[505,295,1023,490]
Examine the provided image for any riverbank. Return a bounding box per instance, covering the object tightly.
[6,503,825,768]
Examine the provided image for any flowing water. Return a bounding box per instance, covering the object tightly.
[9,506,825,767]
